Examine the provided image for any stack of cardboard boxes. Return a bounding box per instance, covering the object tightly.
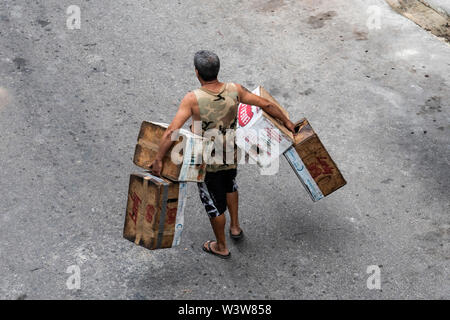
[123,122,206,250]
[123,87,346,250]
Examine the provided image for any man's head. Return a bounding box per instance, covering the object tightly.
[194,50,220,82]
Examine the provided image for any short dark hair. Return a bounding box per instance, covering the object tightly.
[194,50,220,81]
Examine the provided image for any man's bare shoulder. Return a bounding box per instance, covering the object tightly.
[234,84,252,100]
[181,91,197,105]
[235,83,252,93]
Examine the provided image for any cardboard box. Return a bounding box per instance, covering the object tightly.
[133,121,206,182]
[284,118,346,201]
[236,86,293,166]
[123,172,188,250]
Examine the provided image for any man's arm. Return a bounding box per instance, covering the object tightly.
[236,84,295,133]
[150,92,195,176]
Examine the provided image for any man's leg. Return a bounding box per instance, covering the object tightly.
[227,191,241,236]
[198,173,230,256]
[205,213,229,255]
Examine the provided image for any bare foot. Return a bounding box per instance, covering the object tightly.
[230,226,242,236]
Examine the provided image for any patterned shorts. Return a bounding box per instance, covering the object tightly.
[197,169,238,218]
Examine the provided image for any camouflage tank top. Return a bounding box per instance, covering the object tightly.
[193,82,239,172]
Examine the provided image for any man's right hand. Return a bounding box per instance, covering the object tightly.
[149,159,163,176]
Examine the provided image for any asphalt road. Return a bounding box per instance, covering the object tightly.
[0,0,449,299]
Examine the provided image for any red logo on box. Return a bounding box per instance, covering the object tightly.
[144,205,176,225]
[129,192,141,224]
[145,204,155,223]
[238,104,254,127]
[166,208,177,225]
[307,157,334,179]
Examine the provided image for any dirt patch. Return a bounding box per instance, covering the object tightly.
[385,0,450,42]
[307,11,337,29]
[258,0,285,13]
[37,19,50,27]
[13,57,27,70]
[353,29,369,40]
[416,96,442,115]
[299,88,315,96]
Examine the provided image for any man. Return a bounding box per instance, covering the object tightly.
[150,50,295,259]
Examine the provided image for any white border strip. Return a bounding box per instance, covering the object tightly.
[171,182,188,247]
[284,147,324,202]
[178,136,193,181]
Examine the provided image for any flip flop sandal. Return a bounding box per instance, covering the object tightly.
[202,241,231,259]
[230,229,244,240]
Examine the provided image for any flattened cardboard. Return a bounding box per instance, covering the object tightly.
[236,86,293,166]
